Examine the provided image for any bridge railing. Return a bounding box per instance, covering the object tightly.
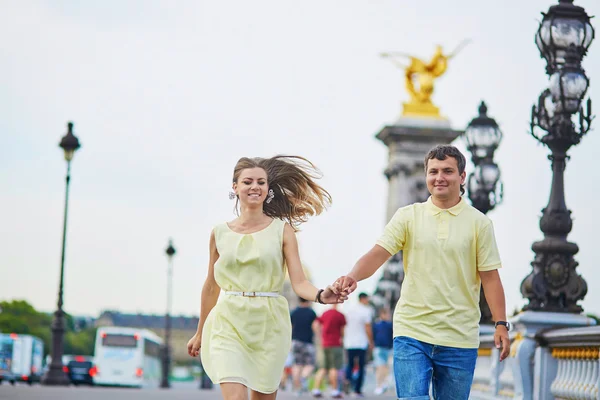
[471,325,600,400]
[536,325,600,400]
[472,332,517,399]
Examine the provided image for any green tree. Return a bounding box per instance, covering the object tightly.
[64,328,97,356]
[0,300,53,354]
[0,300,96,356]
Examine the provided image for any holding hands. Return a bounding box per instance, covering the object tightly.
[319,284,349,304]
[334,275,358,294]
[319,275,358,305]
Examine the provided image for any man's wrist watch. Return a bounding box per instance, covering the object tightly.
[495,321,511,331]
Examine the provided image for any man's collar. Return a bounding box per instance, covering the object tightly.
[426,196,466,216]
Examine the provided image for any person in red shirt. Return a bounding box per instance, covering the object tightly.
[312,304,346,398]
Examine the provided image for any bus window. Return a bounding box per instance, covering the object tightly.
[101,334,138,348]
[143,339,160,358]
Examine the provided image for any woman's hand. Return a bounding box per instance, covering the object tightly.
[187,332,202,357]
[320,285,349,304]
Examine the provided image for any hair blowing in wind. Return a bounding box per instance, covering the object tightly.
[232,155,332,230]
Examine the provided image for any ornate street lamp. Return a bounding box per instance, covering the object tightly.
[464,102,503,325]
[160,239,176,389]
[464,101,503,215]
[535,0,594,74]
[521,0,594,313]
[42,122,81,386]
[464,102,503,163]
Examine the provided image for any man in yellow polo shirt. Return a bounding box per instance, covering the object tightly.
[335,145,510,400]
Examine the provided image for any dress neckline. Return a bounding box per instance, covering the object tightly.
[225,218,276,235]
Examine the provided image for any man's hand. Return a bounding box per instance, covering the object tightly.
[495,326,510,362]
[334,275,357,295]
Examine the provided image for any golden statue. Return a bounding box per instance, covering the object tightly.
[381,40,470,118]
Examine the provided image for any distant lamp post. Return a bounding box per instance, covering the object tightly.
[464,101,503,214]
[464,102,503,325]
[160,239,176,389]
[521,0,594,313]
[42,122,81,386]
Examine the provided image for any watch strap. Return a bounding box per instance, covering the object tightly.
[495,321,510,330]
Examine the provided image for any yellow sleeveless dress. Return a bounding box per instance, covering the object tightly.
[201,218,292,394]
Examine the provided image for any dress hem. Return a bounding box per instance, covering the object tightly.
[215,377,279,394]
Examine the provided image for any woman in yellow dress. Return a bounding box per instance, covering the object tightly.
[187,155,345,400]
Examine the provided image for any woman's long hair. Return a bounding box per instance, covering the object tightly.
[232,155,332,230]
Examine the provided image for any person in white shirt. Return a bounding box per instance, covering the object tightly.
[343,293,374,396]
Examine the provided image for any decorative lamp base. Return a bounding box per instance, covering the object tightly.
[41,366,70,386]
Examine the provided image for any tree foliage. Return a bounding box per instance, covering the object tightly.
[0,300,96,356]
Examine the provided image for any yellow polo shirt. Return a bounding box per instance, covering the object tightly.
[376,197,501,348]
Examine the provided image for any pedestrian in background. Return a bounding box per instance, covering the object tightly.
[342,292,373,397]
[372,308,393,395]
[312,304,346,398]
[291,297,318,395]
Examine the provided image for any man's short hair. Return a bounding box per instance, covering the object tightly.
[298,296,309,303]
[358,292,369,300]
[424,145,466,174]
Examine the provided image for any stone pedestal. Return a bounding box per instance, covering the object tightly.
[370,117,463,311]
[510,311,595,400]
[402,102,442,119]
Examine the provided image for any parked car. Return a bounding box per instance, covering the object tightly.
[64,356,96,386]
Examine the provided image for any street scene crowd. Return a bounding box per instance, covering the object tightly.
[280,294,393,398]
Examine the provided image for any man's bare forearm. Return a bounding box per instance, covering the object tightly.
[365,324,374,347]
[348,245,391,282]
[480,270,507,322]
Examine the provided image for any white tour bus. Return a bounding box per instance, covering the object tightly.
[93,327,163,387]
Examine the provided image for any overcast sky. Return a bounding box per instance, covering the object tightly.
[1,0,599,320]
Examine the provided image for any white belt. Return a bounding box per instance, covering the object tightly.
[224,291,280,298]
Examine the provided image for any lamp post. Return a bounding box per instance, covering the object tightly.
[463,102,503,325]
[521,0,594,313]
[42,122,81,386]
[160,239,176,389]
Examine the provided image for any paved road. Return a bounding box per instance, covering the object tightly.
[0,382,396,400]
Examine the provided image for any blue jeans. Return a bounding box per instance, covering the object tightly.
[393,336,478,400]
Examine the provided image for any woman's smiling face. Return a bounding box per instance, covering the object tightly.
[233,167,269,206]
